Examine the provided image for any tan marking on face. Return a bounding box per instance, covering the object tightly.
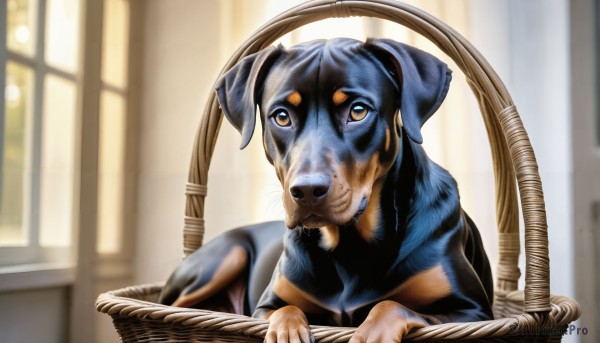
[326,152,381,229]
[360,152,382,184]
[385,128,391,152]
[282,146,305,228]
[319,224,340,250]
[287,91,302,107]
[355,181,382,242]
[387,264,452,311]
[339,152,378,190]
[332,90,348,106]
[172,246,247,308]
[273,275,327,314]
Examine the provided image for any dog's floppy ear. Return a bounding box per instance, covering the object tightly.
[365,38,452,144]
[215,46,282,149]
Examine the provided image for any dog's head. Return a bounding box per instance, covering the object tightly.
[216,38,451,231]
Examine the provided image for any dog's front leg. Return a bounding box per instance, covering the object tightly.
[264,306,313,343]
[350,300,431,343]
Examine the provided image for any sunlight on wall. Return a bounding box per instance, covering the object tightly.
[97,91,126,254]
[96,0,130,255]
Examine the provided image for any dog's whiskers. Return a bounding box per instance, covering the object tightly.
[328,191,352,211]
[264,184,286,218]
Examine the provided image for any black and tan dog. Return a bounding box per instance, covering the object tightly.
[159,38,493,343]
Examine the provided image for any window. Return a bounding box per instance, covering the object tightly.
[1,0,81,264]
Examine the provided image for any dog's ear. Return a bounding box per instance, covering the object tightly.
[215,46,282,149]
[365,38,452,144]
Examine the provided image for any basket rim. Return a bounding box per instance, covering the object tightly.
[96,283,581,342]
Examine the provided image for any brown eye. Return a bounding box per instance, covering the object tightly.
[349,104,368,122]
[273,110,291,127]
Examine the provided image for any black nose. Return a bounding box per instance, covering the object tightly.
[289,174,330,204]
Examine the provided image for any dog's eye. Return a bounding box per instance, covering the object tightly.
[349,104,368,122]
[273,110,291,127]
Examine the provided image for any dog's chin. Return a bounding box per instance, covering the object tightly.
[299,215,331,230]
[284,214,331,230]
[285,197,369,230]
[285,214,338,230]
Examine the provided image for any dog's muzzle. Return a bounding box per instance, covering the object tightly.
[285,171,370,230]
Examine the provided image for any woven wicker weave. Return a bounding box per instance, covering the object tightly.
[96,0,581,341]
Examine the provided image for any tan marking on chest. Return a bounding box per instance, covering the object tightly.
[287,91,302,107]
[319,224,340,250]
[332,90,348,106]
[387,264,452,311]
[273,275,328,315]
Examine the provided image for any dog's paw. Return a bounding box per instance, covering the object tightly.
[264,306,314,343]
[349,301,427,343]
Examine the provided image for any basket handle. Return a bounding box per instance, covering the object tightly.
[183,0,551,315]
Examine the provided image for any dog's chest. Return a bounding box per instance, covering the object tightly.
[285,238,454,325]
[293,263,449,327]
[285,250,394,321]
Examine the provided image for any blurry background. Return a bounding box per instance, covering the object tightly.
[0,0,597,342]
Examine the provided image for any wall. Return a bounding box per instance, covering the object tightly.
[0,288,68,343]
[132,0,268,284]
[133,0,221,283]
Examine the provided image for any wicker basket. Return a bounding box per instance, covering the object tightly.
[96,0,581,341]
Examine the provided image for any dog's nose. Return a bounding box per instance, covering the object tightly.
[289,174,330,204]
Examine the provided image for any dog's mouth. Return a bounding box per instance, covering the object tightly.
[291,196,369,230]
[299,215,330,230]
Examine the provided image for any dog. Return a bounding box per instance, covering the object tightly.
[159,38,493,343]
